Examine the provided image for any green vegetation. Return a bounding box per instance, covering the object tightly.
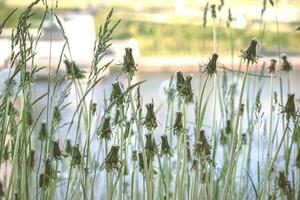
[1,2,300,56]
[0,1,299,200]
[107,19,300,56]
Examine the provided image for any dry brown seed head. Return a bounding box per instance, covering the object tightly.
[203,53,218,76]
[268,59,277,73]
[281,53,292,72]
[161,135,172,156]
[145,134,158,158]
[211,4,217,18]
[71,144,81,166]
[53,140,62,160]
[39,122,48,140]
[240,38,259,64]
[281,94,296,120]
[132,150,138,161]
[99,116,112,140]
[122,48,137,78]
[103,145,121,172]
[90,102,97,116]
[225,120,232,134]
[173,112,184,135]
[143,102,158,131]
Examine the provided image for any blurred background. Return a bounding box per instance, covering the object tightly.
[0,0,299,73]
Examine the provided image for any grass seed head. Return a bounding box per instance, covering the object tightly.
[225,120,232,134]
[103,145,122,172]
[111,81,124,106]
[64,59,85,79]
[90,102,97,116]
[226,9,233,28]
[8,101,18,116]
[99,116,112,140]
[281,54,293,72]
[211,4,217,18]
[241,133,247,145]
[132,150,138,161]
[176,71,185,93]
[281,94,296,121]
[277,171,293,199]
[194,130,211,158]
[192,159,199,170]
[218,0,224,11]
[176,71,194,102]
[204,53,218,76]
[138,152,152,174]
[268,59,277,73]
[143,102,158,131]
[240,38,258,64]
[39,173,50,188]
[184,75,194,102]
[39,159,56,188]
[138,152,146,173]
[71,144,82,166]
[122,48,137,79]
[53,140,64,160]
[161,135,172,156]
[186,137,192,161]
[173,112,184,135]
[145,134,158,159]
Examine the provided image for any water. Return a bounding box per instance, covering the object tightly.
[31,69,300,149]
[26,69,300,198]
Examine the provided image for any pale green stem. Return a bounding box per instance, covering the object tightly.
[258,123,289,198]
[221,60,250,200]
[5,92,25,200]
[196,75,209,140]
[173,134,183,200]
[266,72,274,196]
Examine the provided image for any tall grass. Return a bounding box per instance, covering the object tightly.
[0,1,299,200]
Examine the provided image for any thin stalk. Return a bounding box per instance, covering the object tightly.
[126,75,150,200]
[5,91,25,200]
[196,75,209,140]
[117,113,125,200]
[179,102,188,200]
[266,72,274,196]
[173,134,183,200]
[209,14,218,197]
[258,122,289,198]
[221,60,251,200]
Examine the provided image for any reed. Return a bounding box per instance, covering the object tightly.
[0,1,299,200]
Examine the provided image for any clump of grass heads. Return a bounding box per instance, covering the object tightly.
[0,1,299,200]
